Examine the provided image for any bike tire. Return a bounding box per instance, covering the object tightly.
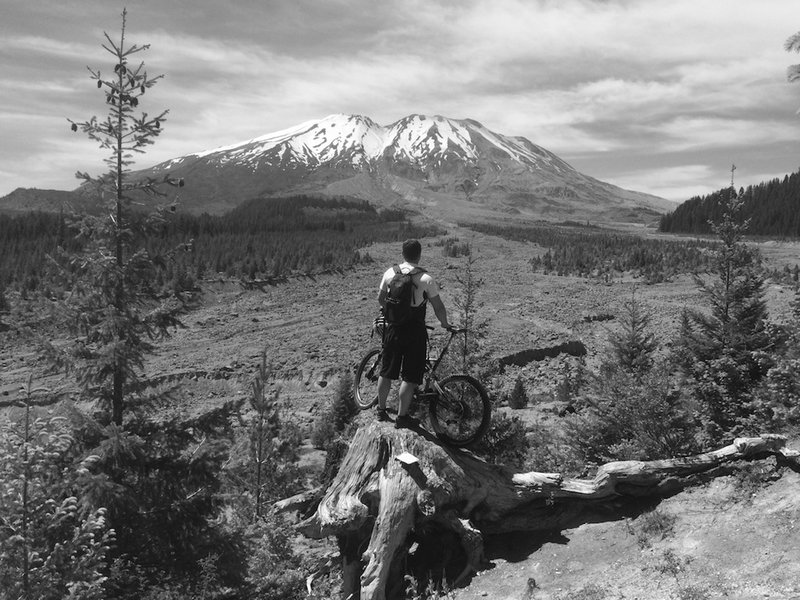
[429,374,491,447]
[354,347,382,409]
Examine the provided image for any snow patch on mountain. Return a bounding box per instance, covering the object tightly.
[180,113,577,176]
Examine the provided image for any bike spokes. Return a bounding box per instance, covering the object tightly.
[429,374,491,446]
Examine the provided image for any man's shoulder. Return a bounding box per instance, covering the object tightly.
[382,263,434,281]
[382,264,400,278]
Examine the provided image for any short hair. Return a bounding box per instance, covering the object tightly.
[402,239,422,262]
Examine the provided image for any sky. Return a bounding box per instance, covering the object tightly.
[1,0,799,203]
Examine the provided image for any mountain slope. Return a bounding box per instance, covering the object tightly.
[143,113,672,222]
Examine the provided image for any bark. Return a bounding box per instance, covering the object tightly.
[283,422,799,600]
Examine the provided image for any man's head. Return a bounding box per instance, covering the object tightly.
[402,239,422,263]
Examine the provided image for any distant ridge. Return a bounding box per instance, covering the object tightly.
[0,188,96,215]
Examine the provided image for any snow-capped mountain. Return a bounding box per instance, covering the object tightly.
[139,113,670,221]
[160,113,575,175]
[0,114,672,222]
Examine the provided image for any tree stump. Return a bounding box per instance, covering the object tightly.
[286,422,799,600]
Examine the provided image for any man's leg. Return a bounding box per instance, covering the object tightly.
[377,376,392,410]
[397,380,417,417]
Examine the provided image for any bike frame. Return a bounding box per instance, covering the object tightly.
[414,327,466,403]
[425,327,463,377]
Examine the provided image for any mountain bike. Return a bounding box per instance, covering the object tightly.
[353,317,491,447]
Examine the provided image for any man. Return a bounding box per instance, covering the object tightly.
[376,239,451,429]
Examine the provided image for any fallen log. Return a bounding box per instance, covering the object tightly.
[281,422,799,600]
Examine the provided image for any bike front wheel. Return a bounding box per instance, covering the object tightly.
[354,347,382,409]
[429,374,491,447]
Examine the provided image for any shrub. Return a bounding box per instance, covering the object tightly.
[437,237,471,258]
[508,377,528,409]
[474,413,528,468]
[630,508,676,548]
[243,513,308,600]
[525,421,585,477]
[564,361,699,464]
[311,371,357,450]
[0,394,112,600]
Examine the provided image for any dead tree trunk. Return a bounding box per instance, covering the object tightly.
[286,422,799,600]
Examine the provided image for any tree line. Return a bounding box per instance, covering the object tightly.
[0,195,440,295]
[659,170,800,237]
[464,221,716,282]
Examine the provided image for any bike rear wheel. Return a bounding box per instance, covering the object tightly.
[354,347,382,409]
[429,374,491,447]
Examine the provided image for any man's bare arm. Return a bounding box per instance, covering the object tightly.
[429,295,451,329]
[378,287,387,309]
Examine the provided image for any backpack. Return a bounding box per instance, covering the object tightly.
[384,265,425,325]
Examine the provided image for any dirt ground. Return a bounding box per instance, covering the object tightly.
[1,225,799,599]
[451,464,800,600]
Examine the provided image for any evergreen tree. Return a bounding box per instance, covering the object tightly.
[508,377,528,409]
[676,187,772,442]
[565,290,697,464]
[31,11,246,594]
[242,351,303,519]
[451,249,489,373]
[57,8,185,426]
[609,289,658,377]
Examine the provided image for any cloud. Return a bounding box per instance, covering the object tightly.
[604,164,719,202]
[653,116,797,153]
[1,0,799,201]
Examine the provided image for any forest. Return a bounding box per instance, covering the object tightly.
[464,221,717,283]
[659,170,800,236]
[0,196,440,296]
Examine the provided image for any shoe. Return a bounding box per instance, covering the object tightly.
[395,414,420,430]
[376,408,390,422]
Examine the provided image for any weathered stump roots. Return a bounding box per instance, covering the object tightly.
[282,423,799,600]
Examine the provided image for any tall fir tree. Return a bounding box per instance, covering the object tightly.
[36,11,246,595]
[59,8,186,426]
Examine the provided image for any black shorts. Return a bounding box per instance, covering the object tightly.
[379,323,427,385]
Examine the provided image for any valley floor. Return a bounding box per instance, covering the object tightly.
[2,226,799,599]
